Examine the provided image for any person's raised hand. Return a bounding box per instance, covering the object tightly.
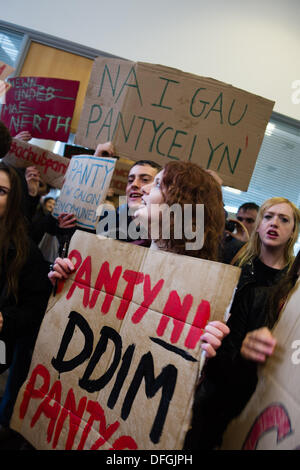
[200,321,230,358]
[94,141,114,157]
[25,165,40,196]
[241,327,276,363]
[58,212,77,229]
[225,218,249,243]
[15,130,32,142]
[48,257,75,286]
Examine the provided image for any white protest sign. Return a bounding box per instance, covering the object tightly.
[53,155,116,230]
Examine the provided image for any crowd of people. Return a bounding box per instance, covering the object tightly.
[0,120,300,450]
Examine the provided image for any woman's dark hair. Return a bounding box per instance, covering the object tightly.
[0,162,29,299]
[0,121,12,158]
[157,161,224,261]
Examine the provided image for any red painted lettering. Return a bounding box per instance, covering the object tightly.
[67,256,92,306]
[31,380,62,443]
[111,435,138,450]
[156,291,193,343]
[131,275,164,324]
[77,400,119,450]
[184,300,210,349]
[20,364,50,420]
[89,261,122,313]
[116,270,144,320]
[243,404,292,450]
[52,388,87,450]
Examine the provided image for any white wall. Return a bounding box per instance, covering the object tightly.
[2,0,300,120]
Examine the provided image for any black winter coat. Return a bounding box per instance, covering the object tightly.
[0,239,52,370]
[184,257,287,450]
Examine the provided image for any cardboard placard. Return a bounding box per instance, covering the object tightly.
[221,279,300,450]
[109,157,132,195]
[63,144,132,196]
[53,155,116,230]
[1,77,79,141]
[75,57,274,191]
[0,60,15,80]
[3,138,70,189]
[11,231,240,450]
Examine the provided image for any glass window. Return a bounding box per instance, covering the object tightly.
[222,116,300,253]
[0,28,24,67]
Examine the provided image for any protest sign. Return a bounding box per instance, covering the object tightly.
[109,157,132,195]
[221,279,300,450]
[11,231,240,450]
[3,137,70,188]
[0,60,14,80]
[53,155,116,230]
[75,57,274,191]
[1,76,79,141]
[63,144,132,196]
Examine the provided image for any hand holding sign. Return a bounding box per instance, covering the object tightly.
[94,141,115,157]
[25,166,41,197]
[48,257,75,286]
[53,154,116,230]
[58,212,77,229]
[200,321,230,358]
[240,327,276,363]
[15,130,32,142]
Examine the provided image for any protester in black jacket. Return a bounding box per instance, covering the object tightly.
[184,197,300,450]
[0,162,52,436]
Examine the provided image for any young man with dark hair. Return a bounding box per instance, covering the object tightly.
[236,202,260,241]
[95,143,161,243]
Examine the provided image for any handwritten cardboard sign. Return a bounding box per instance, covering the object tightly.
[53,155,116,230]
[109,157,132,195]
[0,60,14,80]
[221,279,300,450]
[63,143,132,196]
[3,137,70,188]
[0,76,79,141]
[11,231,240,450]
[75,57,274,191]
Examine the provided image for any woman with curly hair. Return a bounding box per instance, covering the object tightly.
[49,161,229,358]
[0,162,51,437]
[134,161,225,261]
[136,161,225,261]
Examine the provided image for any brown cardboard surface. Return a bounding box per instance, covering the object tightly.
[75,57,274,191]
[3,138,70,188]
[11,231,240,450]
[221,279,300,450]
[52,154,116,230]
[109,157,132,195]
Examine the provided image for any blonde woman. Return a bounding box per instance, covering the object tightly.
[185,197,300,449]
[235,197,300,271]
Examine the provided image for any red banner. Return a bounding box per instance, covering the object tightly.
[1,76,79,141]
